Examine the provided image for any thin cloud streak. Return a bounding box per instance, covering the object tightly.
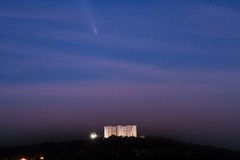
[1,78,239,100]
[1,46,240,85]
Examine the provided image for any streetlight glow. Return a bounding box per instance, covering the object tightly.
[90,132,98,139]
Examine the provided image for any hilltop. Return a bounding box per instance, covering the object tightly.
[1,136,240,160]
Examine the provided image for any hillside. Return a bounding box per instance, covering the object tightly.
[1,136,240,160]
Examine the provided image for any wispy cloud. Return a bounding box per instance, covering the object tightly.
[160,2,240,38]
[0,1,83,22]
[1,0,240,59]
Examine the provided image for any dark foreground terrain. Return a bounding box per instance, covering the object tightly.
[1,136,240,160]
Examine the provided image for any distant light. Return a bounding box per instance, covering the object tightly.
[20,158,27,160]
[90,132,98,139]
[40,156,44,160]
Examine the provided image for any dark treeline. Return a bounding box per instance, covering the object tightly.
[1,136,240,160]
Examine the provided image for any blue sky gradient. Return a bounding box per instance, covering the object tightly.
[0,0,240,149]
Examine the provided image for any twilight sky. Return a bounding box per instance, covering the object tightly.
[0,0,240,149]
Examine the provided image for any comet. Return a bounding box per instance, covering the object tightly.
[80,0,98,34]
[92,25,98,34]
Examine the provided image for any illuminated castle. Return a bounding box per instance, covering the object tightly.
[104,125,137,138]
